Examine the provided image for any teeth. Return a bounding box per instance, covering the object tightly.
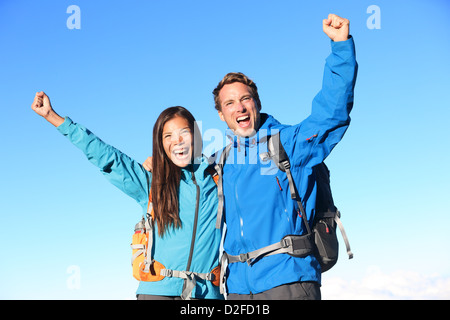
[174,149,187,155]
[237,115,249,122]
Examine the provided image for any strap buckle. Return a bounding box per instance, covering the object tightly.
[280,159,290,170]
[280,237,292,249]
[239,253,249,262]
[163,269,173,277]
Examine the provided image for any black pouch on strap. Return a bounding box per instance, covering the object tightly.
[313,211,339,272]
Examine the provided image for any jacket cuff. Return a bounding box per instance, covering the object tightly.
[331,35,355,51]
[330,35,356,61]
[56,116,73,134]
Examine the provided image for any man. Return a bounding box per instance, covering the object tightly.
[211,14,357,300]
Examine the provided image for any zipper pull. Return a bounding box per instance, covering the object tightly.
[319,220,330,233]
[323,221,330,233]
[306,134,318,142]
[276,176,282,191]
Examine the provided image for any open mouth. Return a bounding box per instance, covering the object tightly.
[172,147,190,159]
[236,115,251,128]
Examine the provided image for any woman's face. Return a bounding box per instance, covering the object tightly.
[162,116,193,168]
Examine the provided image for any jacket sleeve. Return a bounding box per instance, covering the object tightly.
[56,117,151,211]
[281,36,358,167]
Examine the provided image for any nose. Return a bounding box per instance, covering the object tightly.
[235,101,246,113]
[171,132,183,144]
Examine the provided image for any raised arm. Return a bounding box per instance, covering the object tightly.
[281,14,358,166]
[31,92,151,210]
[309,14,357,157]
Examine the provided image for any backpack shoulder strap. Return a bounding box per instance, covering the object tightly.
[214,143,233,229]
[266,133,312,235]
[145,173,154,220]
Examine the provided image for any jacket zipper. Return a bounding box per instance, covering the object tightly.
[234,145,253,294]
[185,170,200,273]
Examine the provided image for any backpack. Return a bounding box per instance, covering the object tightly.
[214,133,353,273]
[267,133,353,271]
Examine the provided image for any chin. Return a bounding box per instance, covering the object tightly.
[174,161,190,168]
[235,127,256,138]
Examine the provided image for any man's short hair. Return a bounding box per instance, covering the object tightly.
[212,72,261,111]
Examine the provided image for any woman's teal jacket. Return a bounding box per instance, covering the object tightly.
[57,118,223,299]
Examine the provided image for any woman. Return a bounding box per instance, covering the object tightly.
[31,92,223,300]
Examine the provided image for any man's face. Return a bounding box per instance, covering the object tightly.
[217,82,261,137]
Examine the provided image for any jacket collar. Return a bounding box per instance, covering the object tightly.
[180,156,209,182]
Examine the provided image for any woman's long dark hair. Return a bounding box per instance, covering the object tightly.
[151,106,202,236]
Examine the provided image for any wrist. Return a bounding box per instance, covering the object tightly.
[333,35,350,42]
[45,110,65,127]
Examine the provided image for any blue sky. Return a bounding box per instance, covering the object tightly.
[1,0,449,299]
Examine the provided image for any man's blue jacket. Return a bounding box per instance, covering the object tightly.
[219,37,358,294]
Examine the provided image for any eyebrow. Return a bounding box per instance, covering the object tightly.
[222,98,233,105]
[222,94,252,105]
[163,126,190,135]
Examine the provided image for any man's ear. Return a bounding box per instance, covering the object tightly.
[218,110,225,122]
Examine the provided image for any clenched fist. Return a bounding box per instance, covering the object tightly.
[32,91,52,117]
[323,14,350,42]
[31,91,64,127]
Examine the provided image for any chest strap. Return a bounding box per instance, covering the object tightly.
[227,234,314,265]
[160,269,216,300]
[218,234,314,294]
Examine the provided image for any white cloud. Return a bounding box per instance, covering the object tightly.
[321,266,450,300]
